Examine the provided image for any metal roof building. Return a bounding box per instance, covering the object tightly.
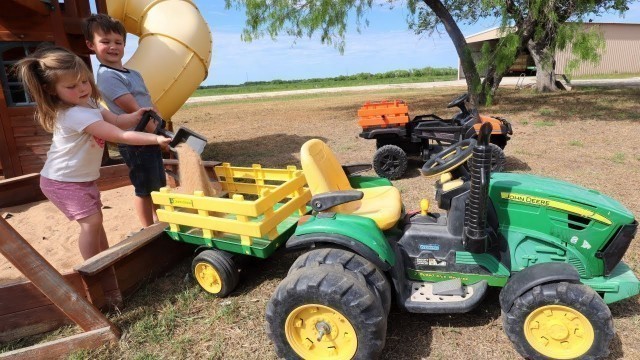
[458,23,640,79]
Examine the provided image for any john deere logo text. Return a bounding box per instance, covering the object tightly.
[169,198,193,207]
[501,193,550,206]
[500,192,611,225]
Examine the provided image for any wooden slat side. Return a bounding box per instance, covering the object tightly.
[0,327,117,359]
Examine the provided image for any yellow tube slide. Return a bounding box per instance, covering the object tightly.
[106,0,212,119]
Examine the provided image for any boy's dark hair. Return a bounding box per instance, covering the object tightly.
[82,14,127,43]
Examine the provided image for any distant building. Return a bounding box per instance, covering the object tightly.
[458,22,640,79]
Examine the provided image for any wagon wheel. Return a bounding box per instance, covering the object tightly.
[373,145,408,180]
[191,249,239,297]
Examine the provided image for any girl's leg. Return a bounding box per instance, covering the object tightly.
[77,212,104,260]
[77,212,121,308]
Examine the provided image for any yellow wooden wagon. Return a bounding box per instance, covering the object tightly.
[151,163,310,296]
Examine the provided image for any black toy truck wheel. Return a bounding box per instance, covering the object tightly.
[266,264,387,360]
[489,143,506,172]
[502,282,614,360]
[288,248,392,315]
[191,249,240,297]
[373,145,408,180]
[490,134,508,149]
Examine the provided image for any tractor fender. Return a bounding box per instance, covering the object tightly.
[499,262,581,312]
[286,233,392,272]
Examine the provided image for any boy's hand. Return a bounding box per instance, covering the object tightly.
[133,107,153,121]
[131,107,156,133]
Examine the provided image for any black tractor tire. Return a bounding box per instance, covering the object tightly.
[373,145,408,180]
[489,143,506,172]
[490,135,508,149]
[502,282,614,360]
[191,250,240,297]
[288,248,392,315]
[266,264,387,360]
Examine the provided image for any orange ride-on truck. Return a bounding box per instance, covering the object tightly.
[358,93,513,179]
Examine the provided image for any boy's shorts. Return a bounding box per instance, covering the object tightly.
[118,145,166,197]
[40,176,102,221]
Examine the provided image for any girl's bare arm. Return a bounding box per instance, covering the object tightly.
[84,119,171,146]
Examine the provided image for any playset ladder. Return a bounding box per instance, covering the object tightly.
[0,217,120,359]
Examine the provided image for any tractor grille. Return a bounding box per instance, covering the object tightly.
[597,221,637,276]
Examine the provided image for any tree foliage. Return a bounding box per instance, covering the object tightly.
[225,0,377,53]
[226,0,635,106]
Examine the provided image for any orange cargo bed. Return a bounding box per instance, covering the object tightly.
[357,100,409,129]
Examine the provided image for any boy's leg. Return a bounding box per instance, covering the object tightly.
[134,195,156,227]
[121,145,165,228]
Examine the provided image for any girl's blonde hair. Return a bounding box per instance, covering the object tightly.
[14,45,101,132]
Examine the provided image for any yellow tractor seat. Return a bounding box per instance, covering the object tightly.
[300,139,402,230]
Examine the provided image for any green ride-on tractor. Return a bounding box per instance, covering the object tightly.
[265,123,639,360]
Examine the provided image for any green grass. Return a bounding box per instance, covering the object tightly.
[534,120,555,127]
[193,70,457,97]
[569,140,584,147]
[538,108,554,116]
[612,153,625,164]
[573,72,640,80]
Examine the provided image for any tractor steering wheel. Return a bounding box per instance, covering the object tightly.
[446,93,469,109]
[420,139,476,178]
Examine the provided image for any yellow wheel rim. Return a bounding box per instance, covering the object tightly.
[194,262,222,294]
[285,304,358,360]
[524,304,595,359]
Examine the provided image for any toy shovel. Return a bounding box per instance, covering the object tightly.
[135,110,208,154]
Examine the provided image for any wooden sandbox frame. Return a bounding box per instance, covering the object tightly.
[0,160,220,355]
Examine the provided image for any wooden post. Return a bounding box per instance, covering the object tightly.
[252,164,264,194]
[232,194,252,255]
[221,163,236,194]
[0,217,120,357]
[288,166,307,215]
[194,190,213,239]
[260,188,278,240]
[160,187,179,232]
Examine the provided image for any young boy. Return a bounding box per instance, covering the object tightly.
[83,14,165,227]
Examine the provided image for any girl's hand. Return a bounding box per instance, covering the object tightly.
[156,136,171,147]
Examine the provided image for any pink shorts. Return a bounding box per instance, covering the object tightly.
[40,176,102,221]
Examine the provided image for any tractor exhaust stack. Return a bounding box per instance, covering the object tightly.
[464,122,493,253]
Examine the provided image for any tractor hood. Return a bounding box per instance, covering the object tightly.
[489,173,635,226]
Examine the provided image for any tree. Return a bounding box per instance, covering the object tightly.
[226,0,633,107]
[225,0,487,106]
[412,0,631,97]
[489,0,627,92]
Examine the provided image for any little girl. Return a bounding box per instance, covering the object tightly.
[15,46,171,307]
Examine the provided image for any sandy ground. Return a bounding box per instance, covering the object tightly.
[0,186,142,284]
[1,85,639,359]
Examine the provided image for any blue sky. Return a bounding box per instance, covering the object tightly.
[99,1,640,86]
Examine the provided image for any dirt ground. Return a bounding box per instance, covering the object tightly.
[1,86,639,359]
